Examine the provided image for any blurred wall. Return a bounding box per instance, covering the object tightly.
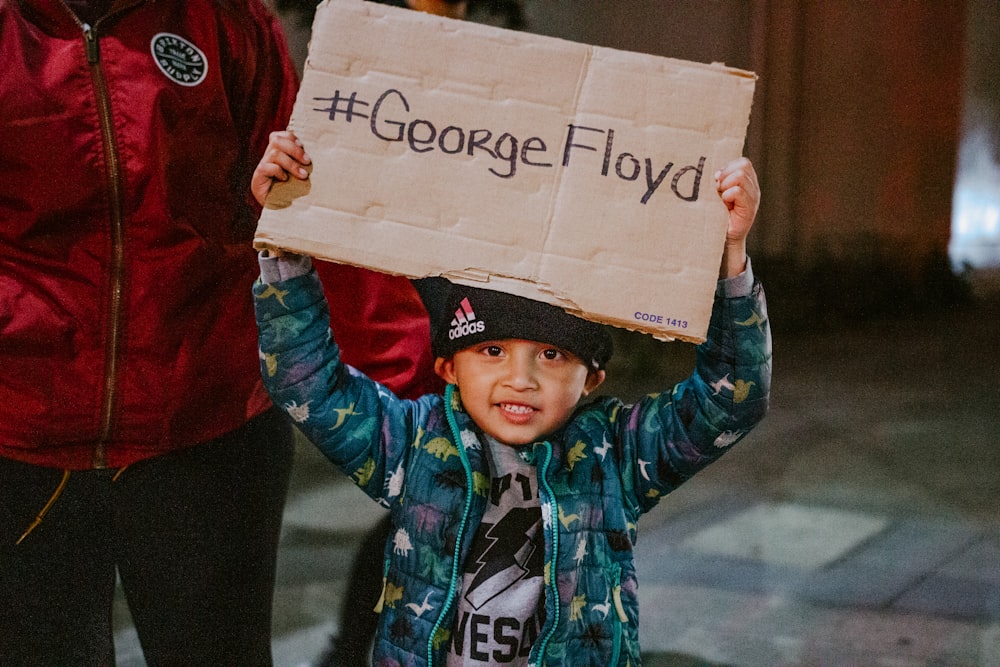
[755,3,963,275]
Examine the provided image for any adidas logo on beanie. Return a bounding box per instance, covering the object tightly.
[448,297,485,340]
[431,283,613,370]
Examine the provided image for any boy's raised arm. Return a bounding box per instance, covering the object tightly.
[253,265,426,505]
[619,157,769,511]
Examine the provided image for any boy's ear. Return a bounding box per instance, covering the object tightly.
[434,357,457,384]
[583,369,606,396]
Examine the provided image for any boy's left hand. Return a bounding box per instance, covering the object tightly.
[714,157,760,278]
[715,157,760,243]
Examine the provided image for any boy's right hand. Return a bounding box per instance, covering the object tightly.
[252,130,312,207]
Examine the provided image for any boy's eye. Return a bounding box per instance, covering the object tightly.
[484,345,503,357]
[541,348,563,361]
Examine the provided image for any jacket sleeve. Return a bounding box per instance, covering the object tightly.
[254,267,429,505]
[618,261,772,514]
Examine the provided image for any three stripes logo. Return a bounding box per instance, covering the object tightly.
[448,297,486,341]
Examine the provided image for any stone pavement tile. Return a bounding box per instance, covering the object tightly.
[799,610,993,666]
[638,548,808,596]
[282,480,388,534]
[904,535,1000,620]
[272,619,336,667]
[271,555,360,665]
[938,534,1000,584]
[637,500,995,624]
[637,583,765,642]
[272,580,345,639]
[635,584,997,666]
[678,502,890,569]
[896,533,1000,621]
[796,516,984,610]
[640,652,734,666]
[636,499,813,596]
[630,583,978,666]
[112,629,144,667]
[276,542,359,586]
[894,575,1000,621]
[637,584,829,666]
[635,490,761,541]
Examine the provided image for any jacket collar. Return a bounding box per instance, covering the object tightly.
[17,0,145,35]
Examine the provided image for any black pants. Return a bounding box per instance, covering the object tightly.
[0,408,294,666]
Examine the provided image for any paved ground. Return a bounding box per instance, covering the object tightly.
[113,294,1000,666]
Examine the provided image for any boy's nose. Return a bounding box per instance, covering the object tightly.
[503,352,539,389]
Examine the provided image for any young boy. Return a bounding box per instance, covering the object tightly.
[253,133,770,666]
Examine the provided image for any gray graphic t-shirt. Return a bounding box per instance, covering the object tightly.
[447,439,545,665]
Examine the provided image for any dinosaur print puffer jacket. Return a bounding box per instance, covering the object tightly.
[254,268,771,667]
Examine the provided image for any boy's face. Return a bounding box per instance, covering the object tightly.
[434,339,605,446]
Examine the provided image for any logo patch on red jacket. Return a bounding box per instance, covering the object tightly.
[150,33,208,87]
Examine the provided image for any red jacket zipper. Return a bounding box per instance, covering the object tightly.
[82,20,126,469]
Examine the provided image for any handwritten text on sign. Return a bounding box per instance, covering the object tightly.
[313,88,707,205]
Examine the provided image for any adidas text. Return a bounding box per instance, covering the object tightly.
[449,320,485,340]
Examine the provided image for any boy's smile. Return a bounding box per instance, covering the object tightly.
[435,339,605,446]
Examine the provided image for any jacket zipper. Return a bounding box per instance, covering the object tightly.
[426,384,476,665]
[529,441,559,666]
[80,19,126,468]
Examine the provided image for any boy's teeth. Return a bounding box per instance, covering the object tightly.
[503,403,532,414]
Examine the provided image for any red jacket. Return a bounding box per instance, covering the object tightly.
[0,0,437,469]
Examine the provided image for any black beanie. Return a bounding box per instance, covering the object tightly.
[430,282,613,370]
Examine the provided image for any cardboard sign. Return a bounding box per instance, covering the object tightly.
[255,0,756,342]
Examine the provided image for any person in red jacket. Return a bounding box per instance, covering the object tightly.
[0,0,436,663]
